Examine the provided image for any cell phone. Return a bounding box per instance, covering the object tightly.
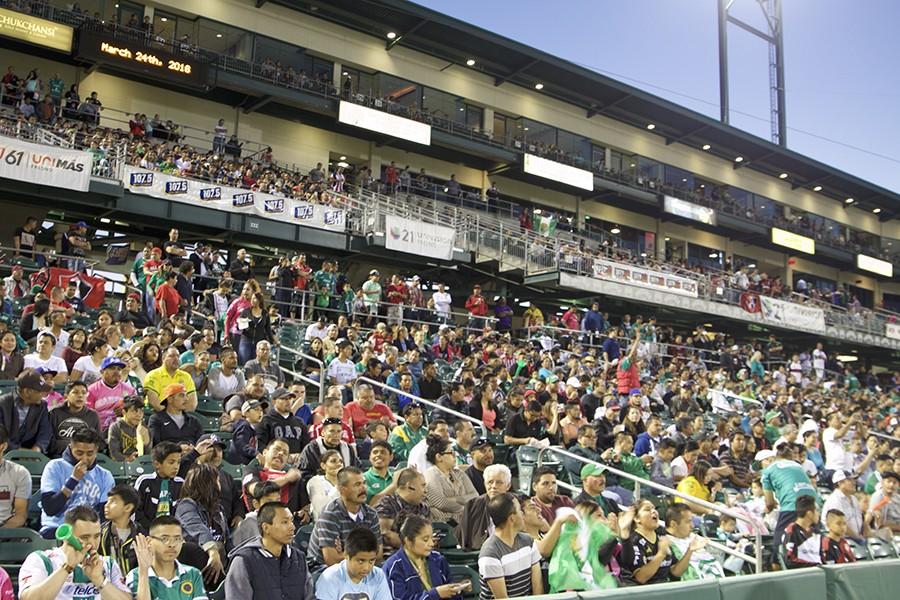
[457,581,472,592]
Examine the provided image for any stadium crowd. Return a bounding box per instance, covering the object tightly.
[0,220,896,600]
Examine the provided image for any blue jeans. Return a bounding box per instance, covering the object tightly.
[237,337,256,365]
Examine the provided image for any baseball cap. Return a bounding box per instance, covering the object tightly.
[162,383,186,399]
[471,438,494,451]
[369,269,379,276]
[17,368,52,392]
[765,410,781,423]
[832,470,851,485]
[127,292,141,301]
[566,376,581,389]
[10,264,22,271]
[580,463,606,479]
[100,356,127,370]
[151,247,163,254]
[798,419,818,436]
[34,366,58,377]
[605,401,621,411]
[198,433,227,449]
[75,220,88,228]
[629,388,641,396]
[749,417,763,427]
[270,388,295,401]
[241,399,267,413]
[754,449,776,462]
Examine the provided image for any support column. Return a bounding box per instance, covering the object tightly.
[482,108,494,136]
[784,254,794,287]
[656,221,667,260]
[333,63,344,90]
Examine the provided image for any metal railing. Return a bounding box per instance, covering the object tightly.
[278,344,325,405]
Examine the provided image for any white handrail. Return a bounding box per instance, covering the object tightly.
[278,345,325,405]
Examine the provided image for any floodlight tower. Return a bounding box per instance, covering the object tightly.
[717,0,787,146]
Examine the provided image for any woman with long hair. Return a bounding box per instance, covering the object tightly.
[383,514,464,600]
[175,463,228,585]
[467,382,499,434]
[61,327,87,372]
[675,459,715,515]
[70,336,109,383]
[620,498,691,585]
[0,330,24,380]
[237,291,272,365]
[20,298,51,342]
[134,341,162,381]
[225,280,260,352]
[307,449,343,520]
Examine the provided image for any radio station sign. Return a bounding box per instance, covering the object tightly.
[771,227,815,255]
[590,258,699,298]
[338,101,431,146]
[0,7,73,52]
[663,195,716,226]
[523,153,594,191]
[77,30,209,91]
[123,166,345,232]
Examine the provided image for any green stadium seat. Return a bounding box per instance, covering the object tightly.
[195,396,223,417]
[214,431,233,443]
[294,523,314,554]
[26,490,42,529]
[5,449,49,486]
[846,537,869,561]
[867,536,897,559]
[449,564,479,599]
[93,454,129,483]
[0,528,54,579]
[189,412,219,433]
[220,461,242,482]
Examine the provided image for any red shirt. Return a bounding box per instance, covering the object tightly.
[308,420,356,445]
[294,264,311,290]
[155,284,181,317]
[466,294,488,317]
[345,401,395,436]
[386,283,408,305]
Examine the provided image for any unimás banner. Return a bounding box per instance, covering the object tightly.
[591,258,699,298]
[0,137,91,191]
[123,166,346,232]
[385,214,456,260]
[759,296,826,333]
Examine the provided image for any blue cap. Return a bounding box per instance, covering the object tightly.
[100,356,127,370]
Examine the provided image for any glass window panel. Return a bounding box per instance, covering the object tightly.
[197,18,253,60]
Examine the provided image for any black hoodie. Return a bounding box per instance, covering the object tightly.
[256,407,308,454]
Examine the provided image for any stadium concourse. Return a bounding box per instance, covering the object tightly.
[0,2,898,600]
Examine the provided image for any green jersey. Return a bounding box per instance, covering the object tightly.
[761,459,817,511]
[126,561,207,599]
[49,78,65,100]
[616,452,649,491]
[364,467,393,502]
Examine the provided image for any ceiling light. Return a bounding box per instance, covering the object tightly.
[466,59,476,66]
[709,252,718,258]
[216,33,223,38]
[664,237,670,241]
[611,227,621,234]
[813,185,822,192]
[386,32,397,39]
[873,208,882,214]
[339,156,346,161]
[459,107,464,111]
[734,156,744,163]
[629,163,636,168]
[779,173,788,179]
[702,144,711,150]
[534,83,544,90]
[646,123,656,130]
[845,197,854,204]
[681,178,687,183]
[160,17,167,22]
[836,354,858,363]
[342,71,348,76]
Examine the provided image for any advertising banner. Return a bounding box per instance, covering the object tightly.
[385,214,455,260]
[591,258,699,298]
[759,296,826,333]
[0,137,91,191]
[123,166,346,232]
[0,7,73,52]
[338,101,431,145]
[886,322,900,341]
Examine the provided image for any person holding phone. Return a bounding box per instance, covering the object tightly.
[383,515,467,600]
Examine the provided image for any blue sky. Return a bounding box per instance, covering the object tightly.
[416,0,900,195]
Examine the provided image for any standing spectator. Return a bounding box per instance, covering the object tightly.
[361,270,382,324]
[39,428,114,537]
[238,292,273,365]
[493,297,513,333]
[212,118,227,154]
[154,271,181,321]
[225,501,314,599]
[477,493,543,599]
[385,161,399,193]
[0,368,52,452]
[228,248,252,283]
[61,221,91,272]
[762,443,819,565]
[385,274,407,326]
[13,216,39,259]
[465,284,488,331]
[431,282,452,323]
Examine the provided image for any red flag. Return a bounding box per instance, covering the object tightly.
[46,268,106,309]
[740,292,761,314]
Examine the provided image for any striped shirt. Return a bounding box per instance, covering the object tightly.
[477,533,540,600]
[307,498,381,568]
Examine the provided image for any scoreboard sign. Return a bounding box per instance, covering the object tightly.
[77,30,209,91]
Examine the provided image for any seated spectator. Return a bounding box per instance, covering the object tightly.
[675,460,716,515]
[99,484,141,577]
[783,495,822,569]
[257,387,309,459]
[300,417,359,483]
[49,380,101,457]
[39,428,114,537]
[179,434,244,531]
[649,437,678,490]
[315,527,390,600]
[364,440,395,505]
[375,468,430,551]
[671,439,701,483]
[458,464,512,550]
[230,480,281,549]
[175,464,228,585]
[478,492,544,598]
[86,356,135,433]
[464,435,493,495]
[620,498,683,585]
[530,466,575,525]
[308,449,344,520]
[563,424,602,486]
[222,372,269,425]
[23,331,68,382]
[820,509,856,564]
[407,418,449,473]
[634,415,664,457]
[308,467,382,569]
[70,337,109,384]
[504,399,556,448]
[423,434,478,525]
[389,402,427,462]
[0,329,24,379]
[226,501,314,599]
[822,470,865,540]
[144,346,198,412]
[574,464,622,520]
[19,506,131,600]
[0,424,30,528]
[719,430,753,490]
[125,516,208,599]
[664,503,720,580]
[431,381,468,425]
[242,439,304,513]
[135,441,183,530]
[345,383,395,439]
[310,395,356,445]
[148,383,203,447]
[107,395,150,462]
[383,514,465,600]
[225,398,265,465]
[242,339,283,386]
[867,470,900,539]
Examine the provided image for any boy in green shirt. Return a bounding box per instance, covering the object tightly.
[127,516,207,600]
[865,454,894,494]
[601,432,652,498]
[388,403,426,462]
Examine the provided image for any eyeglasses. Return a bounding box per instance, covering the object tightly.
[150,535,184,546]
[440,450,456,456]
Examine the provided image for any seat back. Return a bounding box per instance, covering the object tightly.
[449,564,479,600]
